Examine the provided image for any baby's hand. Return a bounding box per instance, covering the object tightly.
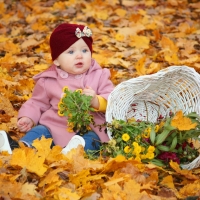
[83,86,99,109]
[17,117,34,132]
[83,86,96,99]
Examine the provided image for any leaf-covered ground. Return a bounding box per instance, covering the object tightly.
[0,0,200,199]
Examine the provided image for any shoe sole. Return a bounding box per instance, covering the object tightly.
[0,130,12,154]
[61,135,85,155]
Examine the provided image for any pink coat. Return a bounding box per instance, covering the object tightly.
[18,59,114,147]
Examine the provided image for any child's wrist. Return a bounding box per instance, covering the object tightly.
[91,95,99,109]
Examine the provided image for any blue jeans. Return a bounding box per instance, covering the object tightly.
[20,125,101,151]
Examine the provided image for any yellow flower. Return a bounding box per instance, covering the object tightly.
[142,127,151,138]
[135,135,141,142]
[67,127,74,132]
[58,110,64,116]
[108,139,117,146]
[67,122,74,132]
[122,133,130,142]
[141,146,145,152]
[58,102,66,111]
[140,154,147,159]
[133,147,142,155]
[58,101,63,107]
[87,126,91,130]
[124,146,131,153]
[68,113,72,118]
[68,122,74,127]
[159,121,165,129]
[62,86,69,92]
[76,89,82,93]
[134,156,141,162]
[147,146,155,153]
[127,117,136,123]
[132,142,139,147]
[145,152,154,159]
[154,125,159,133]
[171,110,197,131]
[133,143,142,155]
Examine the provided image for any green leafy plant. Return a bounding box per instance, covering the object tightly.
[101,111,200,167]
[58,87,94,135]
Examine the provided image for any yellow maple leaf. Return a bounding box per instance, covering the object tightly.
[178,22,196,35]
[0,35,9,42]
[115,33,124,42]
[69,169,90,187]
[10,148,48,177]
[115,8,127,17]
[101,183,123,199]
[0,41,20,54]
[124,179,145,200]
[33,63,51,71]
[129,35,150,49]
[46,145,66,164]
[171,111,197,131]
[32,136,52,157]
[53,187,81,200]
[170,161,198,180]
[95,10,108,20]
[164,51,180,65]
[160,36,178,53]
[39,168,64,188]
[31,23,49,32]
[160,175,175,190]
[53,1,67,10]
[179,180,200,197]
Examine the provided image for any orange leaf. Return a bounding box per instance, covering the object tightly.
[160,36,178,53]
[160,175,175,190]
[135,56,146,75]
[170,161,198,180]
[179,180,200,197]
[171,111,197,131]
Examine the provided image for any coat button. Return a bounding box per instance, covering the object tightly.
[60,72,68,78]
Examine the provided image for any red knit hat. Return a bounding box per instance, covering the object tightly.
[50,23,93,61]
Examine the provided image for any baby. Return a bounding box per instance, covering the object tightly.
[0,23,114,155]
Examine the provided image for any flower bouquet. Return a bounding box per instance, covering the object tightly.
[58,87,94,135]
[102,110,200,168]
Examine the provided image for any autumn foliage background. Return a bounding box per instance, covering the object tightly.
[0,0,200,199]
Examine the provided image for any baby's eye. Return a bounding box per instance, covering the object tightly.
[82,49,88,53]
[68,50,74,54]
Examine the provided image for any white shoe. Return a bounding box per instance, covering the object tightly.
[0,130,12,154]
[61,135,85,155]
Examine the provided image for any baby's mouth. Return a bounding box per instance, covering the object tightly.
[75,62,83,67]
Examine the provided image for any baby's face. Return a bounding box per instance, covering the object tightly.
[53,38,92,75]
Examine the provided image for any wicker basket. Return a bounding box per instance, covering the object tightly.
[106,66,200,170]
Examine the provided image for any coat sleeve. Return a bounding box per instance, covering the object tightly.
[97,68,114,100]
[18,78,51,125]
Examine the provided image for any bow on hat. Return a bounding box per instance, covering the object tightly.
[75,26,92,38]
